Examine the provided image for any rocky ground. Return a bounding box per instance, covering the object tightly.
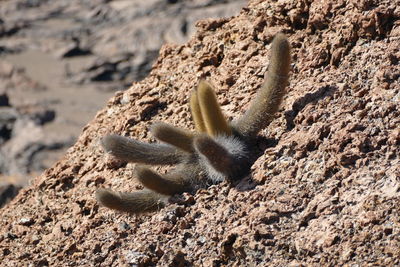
[0,0,246,207]
[1,0,400,266]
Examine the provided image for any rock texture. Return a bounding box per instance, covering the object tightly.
[1,0,400,266]
[0,0,246,87]
[0,0,246,203]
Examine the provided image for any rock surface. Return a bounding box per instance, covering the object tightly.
[0,63,68,185]
[0,0,246,204]
[1,0,400,266]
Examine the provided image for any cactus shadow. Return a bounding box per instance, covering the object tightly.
[234,135,278,192]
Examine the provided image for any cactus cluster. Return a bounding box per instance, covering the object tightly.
[96,33,291,213]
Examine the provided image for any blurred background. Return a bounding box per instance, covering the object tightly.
[0,0,247,206]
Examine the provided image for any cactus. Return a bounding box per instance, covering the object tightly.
[96,33,291,213]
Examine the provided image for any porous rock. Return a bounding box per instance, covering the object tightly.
[0,0,399,266]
